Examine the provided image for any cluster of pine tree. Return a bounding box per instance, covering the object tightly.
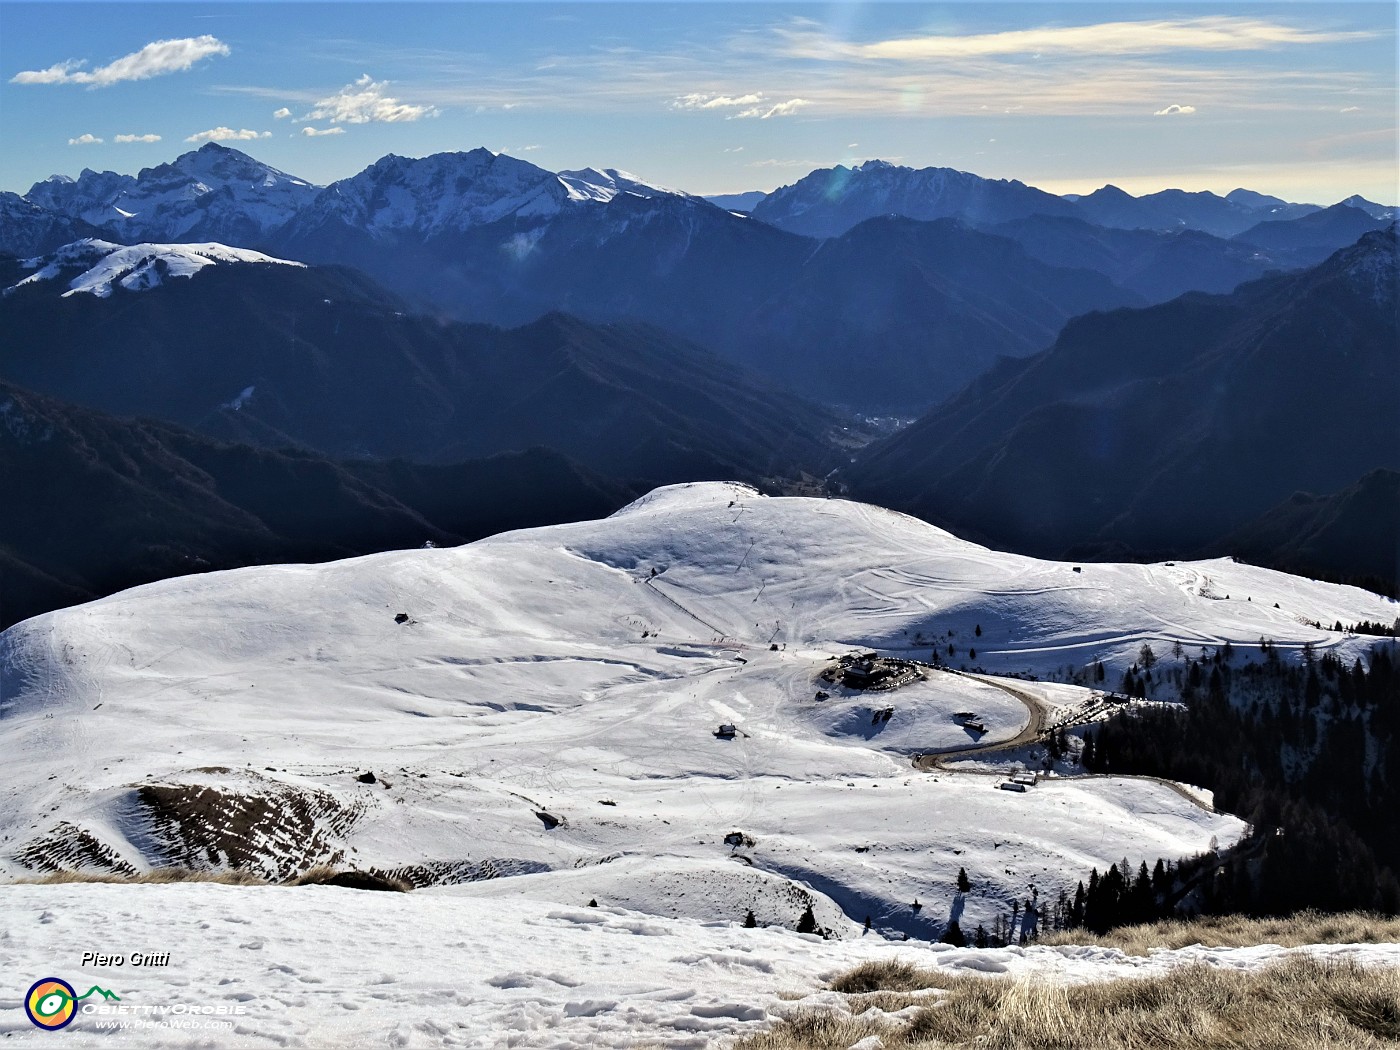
[1079,642,1400,918]
[1337,619,1400,638]
[1035,853,1238,935]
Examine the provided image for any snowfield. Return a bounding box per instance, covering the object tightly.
[1,883,1398,1048]
[2,482,1395,1045]
[8,238,305,298]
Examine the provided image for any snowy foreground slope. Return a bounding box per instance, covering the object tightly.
[2,483,1395,1045]
[2,882,1399,1049]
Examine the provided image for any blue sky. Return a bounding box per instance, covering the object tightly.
[2,2,1395,202]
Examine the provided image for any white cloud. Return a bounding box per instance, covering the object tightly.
[783,17,1373,62]
[199,17,1389,130]
[517,144,541,151]
[19,60,85,85]
[723,146,745,153]
[12,35,229,87]
[670,92,763,110]
[67,133,103,145]
[679,92,810,120]
[273,107,292,119]
[1340,106,1361,113]
[185,127,272,143]
[734,98,808,119]
[304,74,439,124]
[1153,103,1197,116]
[299,126,345,137]
[114,133,162,143]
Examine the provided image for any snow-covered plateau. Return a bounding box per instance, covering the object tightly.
[8,238,304,298]
[2,482,1396,1045]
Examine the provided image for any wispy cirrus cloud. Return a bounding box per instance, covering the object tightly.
[734,98,808,119]
[1154,104,1197,116]
[670,92,763,110]
[12,36,229,87]
[114,133,162,143]
[672,91,809,119]
[778,16,1374,62]
[67,133,103,145]
[299,126,345,137]
[185,127,271,143]
[304,74,439,124]
[204,15,1390,124]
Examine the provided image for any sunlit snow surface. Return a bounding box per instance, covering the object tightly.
[1,883,1398,1048]
[10,238,304,298]
[2,483,1396,1045]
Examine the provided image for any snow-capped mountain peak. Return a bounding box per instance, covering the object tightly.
[1339,194,1396,221]
[751,158,1078,237]
[8,238,305,299]
[20,144,320,244]
[557,166,688,202]
[289,148,577,238]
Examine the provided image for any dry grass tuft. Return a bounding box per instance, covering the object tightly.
[830,959,945,994]
[1037,909,1400,954]
[21,867,268,886]
[740,954,1400,1050]
[742,1008,903,1050]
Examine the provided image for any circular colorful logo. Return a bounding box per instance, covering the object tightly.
[25,978,77,1031]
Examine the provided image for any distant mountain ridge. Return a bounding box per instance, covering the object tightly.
[273,194,1144,410]
[0,192,106,258]
[0,379,632,629]
[748,160,1390,241]
[1222,469,1400,597]
[849,227,1400,588]
[703,190,767,213]
[749,159,1080,238]
[10,144,1388,255]
[0,244,843,481]
[1233,203,1392,256]
[23,144,318,247]
[13,144,693,255]
[2,145,1391,415]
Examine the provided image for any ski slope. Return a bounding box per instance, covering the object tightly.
[1,482,1394,1018]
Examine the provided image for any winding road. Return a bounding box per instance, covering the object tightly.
[912,670,1216,815]
[912,669,1047,772]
